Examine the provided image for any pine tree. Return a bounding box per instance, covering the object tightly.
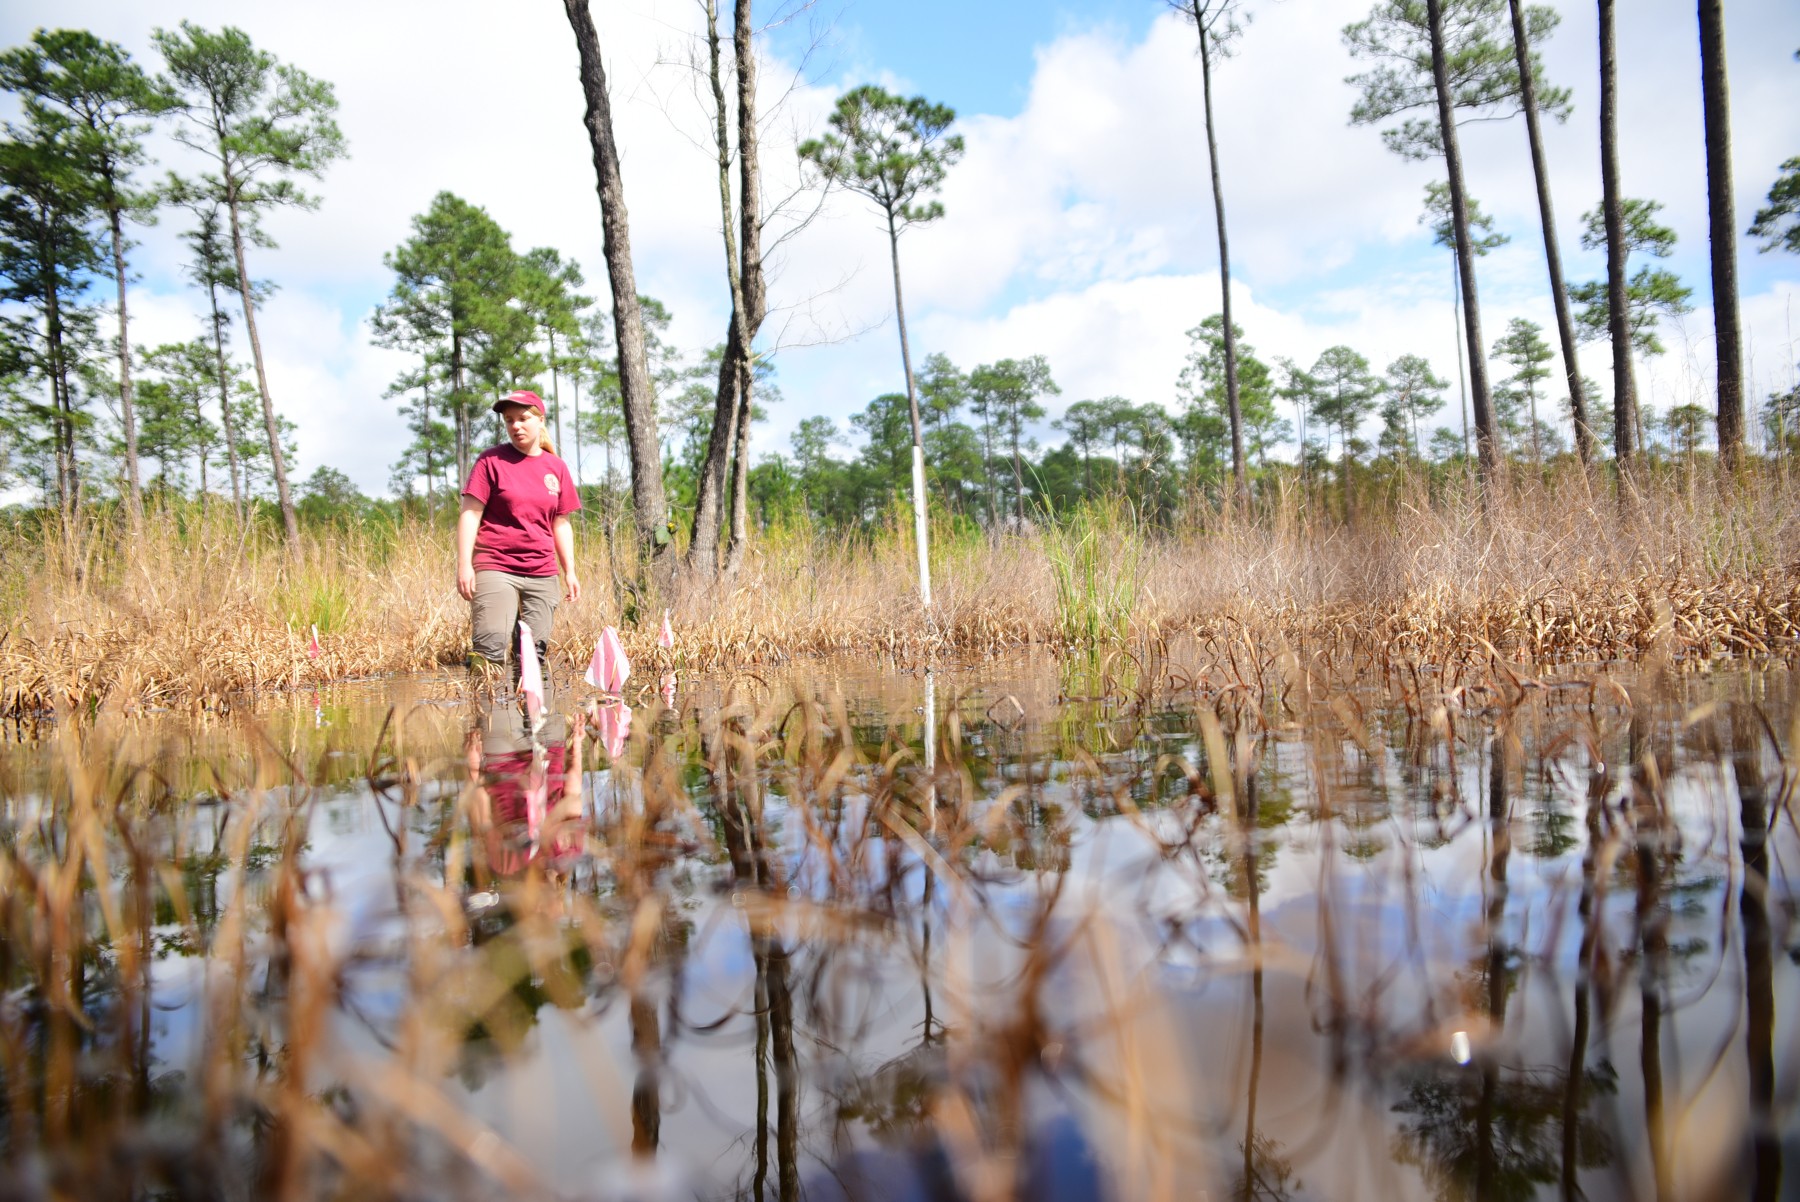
[0,31,173,526]
[1308,346,1384,524]
[1572,199,1693,453]
[1171,0,1255,507]
[371,193,530,483]
[562,0,672,590]
[0,99,106,514]
[800,85,963,604]
[155,22,345,554]
[1492,317,1554,470]
[969,357,1057,525]
[1345,0,1563,490]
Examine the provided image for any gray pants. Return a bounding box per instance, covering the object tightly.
[470,570,560,664]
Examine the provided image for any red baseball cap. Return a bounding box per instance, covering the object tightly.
[493,389,546,416]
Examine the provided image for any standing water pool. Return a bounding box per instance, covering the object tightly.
[0,650,1794,1201]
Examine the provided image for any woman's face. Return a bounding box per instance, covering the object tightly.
[499,403,543,453]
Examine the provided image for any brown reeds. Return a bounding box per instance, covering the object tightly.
[2,466,1796,717]
[0,638,1790,1197]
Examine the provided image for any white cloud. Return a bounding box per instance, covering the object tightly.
[765,0,1799,460]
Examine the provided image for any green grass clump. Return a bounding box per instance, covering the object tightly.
[1043,498,1141,646]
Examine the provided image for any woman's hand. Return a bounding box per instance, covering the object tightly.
[552,515,580,605]
[456,497,483,600]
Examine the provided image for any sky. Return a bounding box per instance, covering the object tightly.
[3,0,1798,497]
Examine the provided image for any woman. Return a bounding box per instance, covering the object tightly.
[457,390,582,673]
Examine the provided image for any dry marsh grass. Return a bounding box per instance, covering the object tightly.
[2,468,1797,716]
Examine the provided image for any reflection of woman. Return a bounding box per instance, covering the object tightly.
[456,390,582,673]
[464,706,584,886]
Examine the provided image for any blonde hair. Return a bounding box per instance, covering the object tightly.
[539,433,556,456]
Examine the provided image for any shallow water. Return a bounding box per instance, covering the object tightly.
[0,651,1796,1200]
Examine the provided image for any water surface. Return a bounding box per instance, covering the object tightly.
[0,651,1795,1201]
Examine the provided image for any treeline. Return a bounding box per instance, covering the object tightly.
[0,24,344,550]
[369,191,779,536]
[737,318,1788,537]
[545,0,1800,584]
[1337,0,1800,481]
[1167,0,1800,499]
[4,4,1799,578]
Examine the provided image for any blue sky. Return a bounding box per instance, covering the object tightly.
[765,0,1159,118]
[2,0,1797,496]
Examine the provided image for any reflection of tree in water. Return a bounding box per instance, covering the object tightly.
[1523,801,1579,861]
[1450,949,1523,1027]
[1206,788,1292,899]
[1333,748,1391,864]
[1730,704,1780,1202]
[1233,1130,1302,1201]
[1229,734,1301,1202]
[1392,719,1617,1202]
[830,1043,941,1139]
[1391,1061,1617,1202]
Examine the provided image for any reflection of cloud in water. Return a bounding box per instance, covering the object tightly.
[0,659,1791,1199]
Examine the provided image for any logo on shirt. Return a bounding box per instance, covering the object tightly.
[544,473,560,495]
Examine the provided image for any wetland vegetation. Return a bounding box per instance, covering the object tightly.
[3,465,1798,719]
[2,2,1798,1196]
[0,646,1793,1199]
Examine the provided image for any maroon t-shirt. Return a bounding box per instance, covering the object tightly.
[482,743,577,875]
[463,444,581,576]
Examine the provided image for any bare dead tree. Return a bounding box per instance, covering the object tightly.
[562,0,673,592]
[688,0,769,580]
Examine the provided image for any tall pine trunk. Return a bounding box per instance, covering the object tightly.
[1598,0,1639,473]
[107,200,143,526]
[1698,0,1743,470]
[547,327,564,450]
[572,372,583,487]
[205,280,244,522]
[1340,420,1356,526]
[1011,419,1025,526]
[689,313,743,574]
[1195,9,1247,509]
[1427,0,1498,488]
[1508,0,1592,467]
[887,210,932,608]
[450,330,471,483]
[190,385,210,517]
[1452,254,1469,461]
[44,268,76,517]
[418,378,435,518]
[724,356,754,573]
[723,0,765,575]
[981,415,998,528]
[225,193,301,554]
[564,0,671,590]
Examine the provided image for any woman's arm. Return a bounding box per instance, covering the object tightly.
[553,515,581,603]
[457,496,483,600]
